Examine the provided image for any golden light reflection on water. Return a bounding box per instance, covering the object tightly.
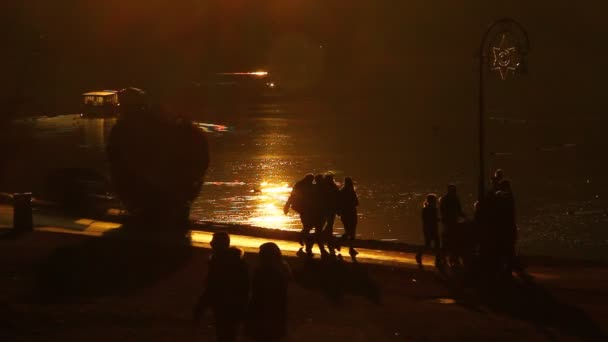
[248,181,297,230]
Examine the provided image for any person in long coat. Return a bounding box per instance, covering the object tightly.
[338,177,360,259]
[246,242,291,342]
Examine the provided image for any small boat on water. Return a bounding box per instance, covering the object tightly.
[196,71,281,105]
[81,90,119,118]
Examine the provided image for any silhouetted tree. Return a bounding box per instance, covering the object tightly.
[106,88,209,233]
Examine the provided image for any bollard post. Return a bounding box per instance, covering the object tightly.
[13,192,33,231]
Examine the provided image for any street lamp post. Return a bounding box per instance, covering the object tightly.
[478,18,530,201]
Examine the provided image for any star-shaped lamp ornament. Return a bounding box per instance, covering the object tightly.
[491,33,521,80]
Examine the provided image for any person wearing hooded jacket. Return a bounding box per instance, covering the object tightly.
[284,174,315,255]
[194,232,249,342]
[245,242,291,342]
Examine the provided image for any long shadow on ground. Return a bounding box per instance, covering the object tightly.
[292,256,381,306]
[35,226,192,301]
[438,269,607,340]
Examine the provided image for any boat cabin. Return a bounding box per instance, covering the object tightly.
[81,91,119,117]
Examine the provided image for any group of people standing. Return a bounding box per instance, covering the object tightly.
[283,173,359,260]
[416,169,518,278]
[195,232,291,342]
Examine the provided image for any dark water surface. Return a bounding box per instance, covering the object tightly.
[3,100,608,260]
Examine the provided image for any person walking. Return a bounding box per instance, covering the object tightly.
[338,177,359,260]
[194,232,249,342]
[439,184,466,268]
[284,174,315,257]
[311,174,329,257]
[415,194,442,268]
[245,243,291,342]
[323,173,340,254]
[477,174,501,276]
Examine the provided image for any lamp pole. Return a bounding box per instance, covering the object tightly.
[478,18,530,201]
[478,35,486,202]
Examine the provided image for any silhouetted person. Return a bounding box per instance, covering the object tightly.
[194,232,249,342]
[311,174,329,257]
[415,194,441,268]
[338,177,359,259]
[284,174,315,256]
[245,243,291,342]
[323,173,340,254]
[439,184,466,267]
[477,175,501,276]
[495,180,517,277]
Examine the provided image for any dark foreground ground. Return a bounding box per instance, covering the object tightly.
[1,227,607,342]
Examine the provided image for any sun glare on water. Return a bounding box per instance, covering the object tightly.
[248,181,296,230]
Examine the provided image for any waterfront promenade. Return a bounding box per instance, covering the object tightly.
[1,204,607,340]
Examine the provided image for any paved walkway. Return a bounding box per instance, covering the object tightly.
[0,204,427,267]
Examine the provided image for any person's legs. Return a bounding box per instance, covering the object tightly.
[344,214,358,257]
[324,213,336,252]
[299,214,309,246]
[479,226,501,278]
[450,224,464,268]
[445,224,462,267]
[501,233,516,276]
[339,213,356,256]
[431,231,442,266]
[488,235,502,279]
[314,215,327,255]
[300,214,314,254]
[416,232,431,266]
[441,226,451,266]
[339,230,349,241]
